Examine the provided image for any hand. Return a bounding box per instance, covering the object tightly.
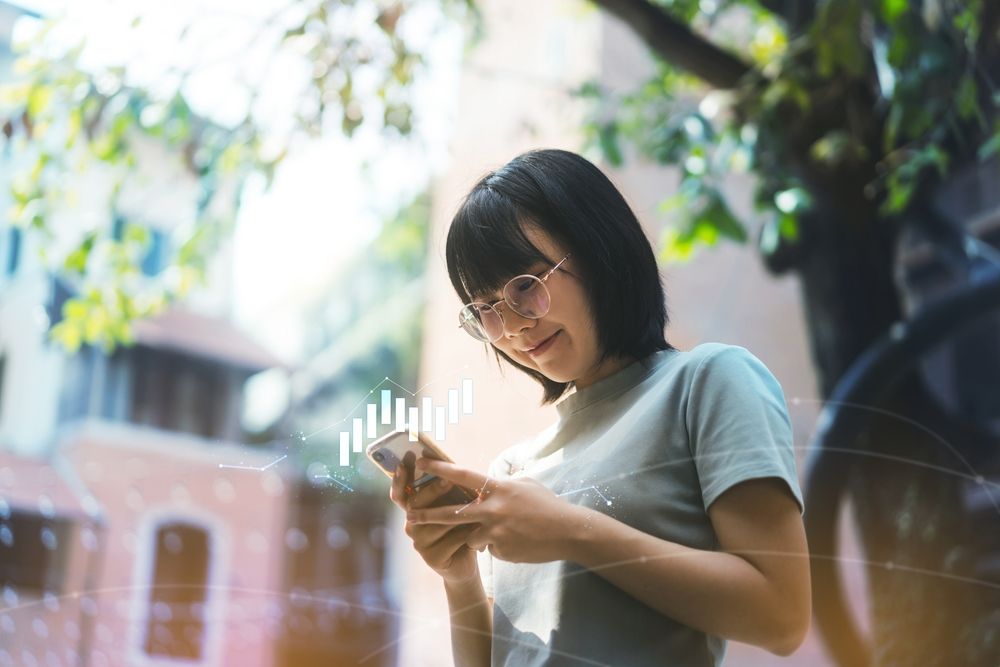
[389,454,480,584]
[406,458,583,564]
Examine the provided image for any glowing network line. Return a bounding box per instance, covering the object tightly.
[311,474,355,492]
[217,454,287,471]
[558,485,613,506]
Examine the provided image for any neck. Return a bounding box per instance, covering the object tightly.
[574,354,636,390]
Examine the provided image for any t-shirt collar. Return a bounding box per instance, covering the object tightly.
[554,349,672,418]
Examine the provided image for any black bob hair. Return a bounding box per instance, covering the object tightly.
[445,148,672,405]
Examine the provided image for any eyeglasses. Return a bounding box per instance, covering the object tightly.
[457,254,571,342]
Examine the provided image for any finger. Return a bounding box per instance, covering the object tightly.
[408,501,486,525]
[389,466,403,507]
[408,477,455,510]
[465,525,490,552]
[421,525,477,565]
[406,521,456,547]
[416,458,490,492]
[390,465,410,509]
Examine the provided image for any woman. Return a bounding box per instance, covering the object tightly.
[389,149,810,666]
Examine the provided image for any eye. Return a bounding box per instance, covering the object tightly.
[511,277,536,293]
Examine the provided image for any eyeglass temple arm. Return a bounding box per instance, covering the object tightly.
[542,253,571,281]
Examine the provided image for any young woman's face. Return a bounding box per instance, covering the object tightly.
[480,226,634,390]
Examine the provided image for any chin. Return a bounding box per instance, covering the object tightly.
[536,364,576,384]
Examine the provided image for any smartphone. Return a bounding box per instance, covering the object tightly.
[366,430,478,507]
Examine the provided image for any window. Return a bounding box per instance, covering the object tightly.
[46,277,73,327]
[0,510,71,594]
[144,522,211,660]
[129,350,228,439]
[141,228,167,276]
[5,227,20,276]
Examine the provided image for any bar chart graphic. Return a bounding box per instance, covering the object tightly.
[216,370,476,474]
[311,374,476,469]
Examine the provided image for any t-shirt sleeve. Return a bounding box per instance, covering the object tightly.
[685,345,804,515]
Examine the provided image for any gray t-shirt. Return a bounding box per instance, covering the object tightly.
[478,343,804,667]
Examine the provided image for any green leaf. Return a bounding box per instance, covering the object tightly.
[955,74,984,125]
[49,320,82,353]
[779,213,799,240]
[598,122,624,167]
[978,124,1000,160]
[811,130,867,165]
[27,84,52,116]
[63,232,97,274]
[880,0,907,23]
[698,191,747,243]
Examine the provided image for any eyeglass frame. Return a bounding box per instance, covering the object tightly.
[456,253,573,342]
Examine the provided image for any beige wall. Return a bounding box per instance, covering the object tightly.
[404,2,827,666]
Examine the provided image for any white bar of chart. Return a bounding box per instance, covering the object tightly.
[462,378,473,414]
[421,396,433,432]
[435,406,446,441]
[353,418,363,453]
[448,389,459,424]
[381,390,392,424]
[367,404,377,438]
[395,398,406,432]
[408,407,419,441]
[339,432,350,466]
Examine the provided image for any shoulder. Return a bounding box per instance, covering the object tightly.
[673,343,785,406]
[685,342,758,367]
[664,343,771,383]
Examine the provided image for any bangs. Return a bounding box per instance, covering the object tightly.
[446,186,555,302]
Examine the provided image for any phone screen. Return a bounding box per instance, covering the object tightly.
[367,431,441,487]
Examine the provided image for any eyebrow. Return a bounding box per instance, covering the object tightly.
[474,264,549,302]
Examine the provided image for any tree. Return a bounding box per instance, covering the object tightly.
[0,0,473,351]
[579,0,999,664]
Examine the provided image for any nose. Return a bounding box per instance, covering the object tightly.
[498,303,537,338]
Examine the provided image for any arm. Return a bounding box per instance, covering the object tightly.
[389,462,493,667]
[409,460,811,656]
[443,576,493,667]
[564,476,810,655]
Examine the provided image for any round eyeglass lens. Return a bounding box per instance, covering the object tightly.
[504,275,550,318]
[459,304,503,342]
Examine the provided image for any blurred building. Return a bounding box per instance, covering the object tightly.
[0,3,401,666]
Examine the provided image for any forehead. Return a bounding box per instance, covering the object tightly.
[521,225,566,260]
[470,226,566,301]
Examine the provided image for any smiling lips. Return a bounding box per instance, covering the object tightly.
[524,331,560,356]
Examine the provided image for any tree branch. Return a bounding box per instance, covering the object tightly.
[593,0,756,89]
[756,0,815,34]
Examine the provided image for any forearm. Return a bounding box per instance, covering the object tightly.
[443,573,493,667]
[562,508,801,655]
